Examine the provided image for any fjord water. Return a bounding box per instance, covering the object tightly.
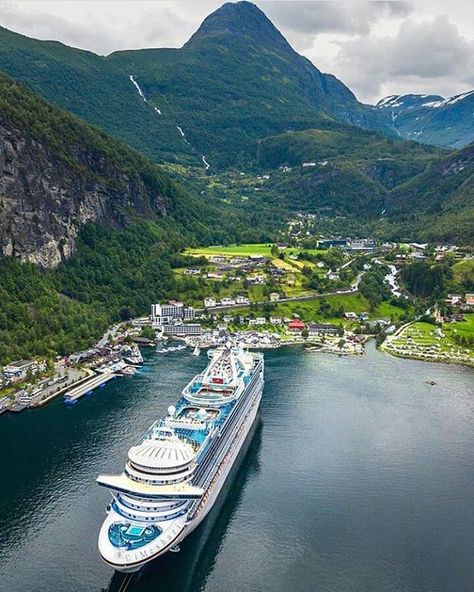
[0,343,473,592]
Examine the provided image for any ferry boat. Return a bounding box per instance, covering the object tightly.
[96,342,264,572]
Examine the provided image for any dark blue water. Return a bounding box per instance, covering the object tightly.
[0,343,473,592]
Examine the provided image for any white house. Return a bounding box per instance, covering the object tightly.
[204,297,217,308]
[220,297,236,307]
[249,317,266,326]
[235,295,250,305]
[269,292,280,302]
[344,312,358,320]
[3,359,39,381]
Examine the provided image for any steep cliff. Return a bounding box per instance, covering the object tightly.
[0,73,176,267]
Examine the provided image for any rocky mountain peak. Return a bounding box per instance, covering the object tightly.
[185,1,292,51]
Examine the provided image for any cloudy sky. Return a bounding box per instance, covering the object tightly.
[0,0,473,103]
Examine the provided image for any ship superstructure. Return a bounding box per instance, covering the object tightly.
[97,343,264,572]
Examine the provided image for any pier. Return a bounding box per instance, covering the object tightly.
[63,372,116,403]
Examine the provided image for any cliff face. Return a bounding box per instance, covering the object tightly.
[0,101,172,268]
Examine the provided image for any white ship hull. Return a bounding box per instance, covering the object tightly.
[98,346,264,573]
[100,390,261,572]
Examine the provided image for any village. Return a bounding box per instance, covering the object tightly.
[1,236,473,415]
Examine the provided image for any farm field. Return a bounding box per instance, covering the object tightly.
[452,259,474,285]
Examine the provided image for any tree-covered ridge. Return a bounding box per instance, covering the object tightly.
[386,143,474,243]
[0,221,192,363]
[245,125,438,220]
[0,72,176,202]
[0,257,108,362]
[0,25,196,165]
[256,126,439,170]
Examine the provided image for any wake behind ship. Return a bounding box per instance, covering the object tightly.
[97,343,264,572]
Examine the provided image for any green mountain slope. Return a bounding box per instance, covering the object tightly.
[252,125,438,217]
[0,72,181,266]
[1,0,472,169]
[386,143,474,242]
[0,2,388,170]
[0,73,281,363]
[0,25,197,165]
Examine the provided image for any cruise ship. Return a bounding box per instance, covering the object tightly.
[96,343,264,572]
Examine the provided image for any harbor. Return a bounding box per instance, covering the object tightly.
[0,344,144,414]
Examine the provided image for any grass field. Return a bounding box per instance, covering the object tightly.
[185,244,326,258]
[218,293,406,326]
[387,315,474,364]
[444,313,474,340]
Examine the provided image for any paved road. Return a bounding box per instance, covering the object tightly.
[97,323,121,348]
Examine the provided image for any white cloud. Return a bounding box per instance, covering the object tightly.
[263,1,413,47]
[330,14,474,101]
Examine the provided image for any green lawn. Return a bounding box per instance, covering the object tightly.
[219,293,405,326]
[185,244,326,258]
[391,316,474,355]
[444,314,474,340]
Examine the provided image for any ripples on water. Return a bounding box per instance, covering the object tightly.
[0,343,473,592]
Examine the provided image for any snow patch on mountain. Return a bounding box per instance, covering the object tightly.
[376,95,400,108]
[423,90,474,109]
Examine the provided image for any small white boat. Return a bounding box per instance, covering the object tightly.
[192,346,201,357]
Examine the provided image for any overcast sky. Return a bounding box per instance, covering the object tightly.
[0,0,473,103]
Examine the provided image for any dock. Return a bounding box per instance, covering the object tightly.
[63,372,116,404]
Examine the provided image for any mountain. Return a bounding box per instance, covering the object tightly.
[376,91,474,149]
[385,142,474,242]
[0,25,197,165]
[0,2,389,170]
[255,125,438,218]
[107,1,388,167]
[0,72,177,267]
[0,1,472,167]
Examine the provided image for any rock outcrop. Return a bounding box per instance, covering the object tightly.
[0,120,170,268]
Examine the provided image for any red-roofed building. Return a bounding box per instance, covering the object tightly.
[288,319,305,332]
